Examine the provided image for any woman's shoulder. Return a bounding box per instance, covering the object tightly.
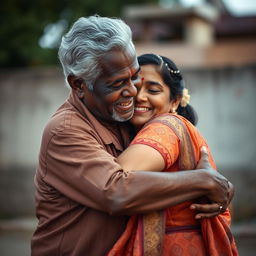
[144,113,199,137]
[137,113,180,139]
[146,113,187,127]
[153,113,197,128]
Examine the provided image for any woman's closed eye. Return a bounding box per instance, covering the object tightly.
[148,86,162,94]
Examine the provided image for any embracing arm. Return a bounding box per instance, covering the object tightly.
[43,126,233,216]
[117,137,234,218]
[114,147,233,215]
[117,143,166,172]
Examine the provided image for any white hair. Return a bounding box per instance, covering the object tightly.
[58,15,135,90]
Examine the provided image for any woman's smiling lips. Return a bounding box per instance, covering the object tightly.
[134,106,151,114]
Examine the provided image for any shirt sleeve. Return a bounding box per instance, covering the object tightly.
[131,122,180,169]
[38,116,211,216]
[42,126,125,213]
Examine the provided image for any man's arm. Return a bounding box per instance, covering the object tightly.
[117,140,234,218]
[106,164,232,215]
[44,130,233,216]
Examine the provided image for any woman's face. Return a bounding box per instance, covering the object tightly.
[130,64,175,130]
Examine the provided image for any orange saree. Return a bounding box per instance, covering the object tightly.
[107,114,238,256]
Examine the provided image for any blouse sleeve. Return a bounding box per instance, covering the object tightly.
[131,122,180,169]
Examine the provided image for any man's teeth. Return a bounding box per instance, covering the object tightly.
[119,102,131,106]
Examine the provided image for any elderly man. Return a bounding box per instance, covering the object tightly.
[31,16,233,256]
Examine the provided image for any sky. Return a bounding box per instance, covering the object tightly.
[222,0,256,16]
[180,0,256,16]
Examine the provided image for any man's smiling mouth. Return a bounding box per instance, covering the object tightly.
[115,99,134,113]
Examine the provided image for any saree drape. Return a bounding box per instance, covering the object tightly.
[107,114,238,256]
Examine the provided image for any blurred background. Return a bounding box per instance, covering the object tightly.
[0,0,256,255]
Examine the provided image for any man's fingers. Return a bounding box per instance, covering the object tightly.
[194,212,220,219]
[200,146,208,154]
[191,203,219,212]
[190,203,225,213]
[191,203,225,219]
[196,146,211,170]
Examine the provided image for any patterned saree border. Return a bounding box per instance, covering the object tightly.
[139,114,197,255]
[141,211,165,256]
[146,114,196,170]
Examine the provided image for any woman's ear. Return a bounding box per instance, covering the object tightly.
[170,97,181,113]
[67,75,85,99]
[174,97,181,109]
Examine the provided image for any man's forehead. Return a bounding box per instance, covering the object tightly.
[101,47,135,64]
[99,48,139,75]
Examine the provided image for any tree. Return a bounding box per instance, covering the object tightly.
[0,0,157,67]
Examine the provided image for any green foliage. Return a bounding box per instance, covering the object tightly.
[0,0,158,67]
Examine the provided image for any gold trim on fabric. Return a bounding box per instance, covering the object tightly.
[142,211,165,256]
[146,114,196,170]
[141,114,197,255]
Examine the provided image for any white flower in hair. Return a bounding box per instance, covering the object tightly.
[180,88,190,107]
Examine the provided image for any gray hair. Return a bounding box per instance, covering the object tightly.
[58,15,135,90]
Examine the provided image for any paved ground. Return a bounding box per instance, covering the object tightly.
[0,218,255,255]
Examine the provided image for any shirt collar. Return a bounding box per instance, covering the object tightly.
[67,90,130,151]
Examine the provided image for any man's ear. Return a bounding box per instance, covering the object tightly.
[67,75,82,90]
[67,75,85,98]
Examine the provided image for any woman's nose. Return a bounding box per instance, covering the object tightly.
[135,88,147,102]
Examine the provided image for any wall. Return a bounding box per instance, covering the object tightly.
[0,65,255,220]
[183,64,256,220]
[0,68,69,217]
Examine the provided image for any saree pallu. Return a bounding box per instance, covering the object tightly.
[107,114,238,256]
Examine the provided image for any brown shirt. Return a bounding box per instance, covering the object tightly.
[32,91,132,255]
[31,91,187,255]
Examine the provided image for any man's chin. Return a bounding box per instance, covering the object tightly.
[112,110,134,122]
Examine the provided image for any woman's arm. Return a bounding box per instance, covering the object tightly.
[118,143,234,218]
[117,143,166,172]
[117,118,234,218]
[118,119,179,172]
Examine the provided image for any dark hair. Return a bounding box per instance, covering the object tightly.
[137,53,198,125]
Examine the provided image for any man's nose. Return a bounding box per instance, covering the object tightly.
[122,80,137,97]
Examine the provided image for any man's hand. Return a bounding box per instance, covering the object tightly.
[190,147,234,219]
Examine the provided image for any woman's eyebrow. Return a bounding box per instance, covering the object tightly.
[146,80,163,86]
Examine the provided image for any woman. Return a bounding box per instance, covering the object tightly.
[107,54,238,256]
